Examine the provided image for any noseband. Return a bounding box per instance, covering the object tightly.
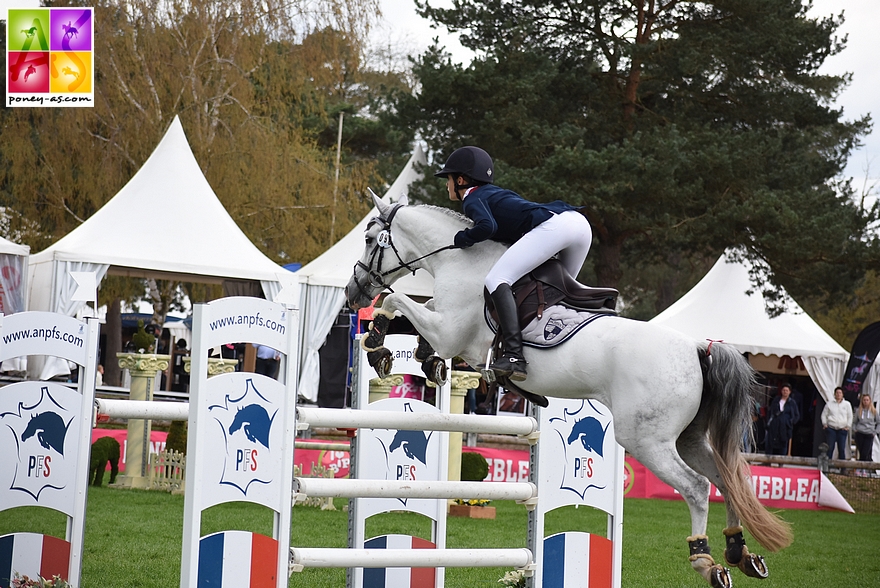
[352,204,455,302]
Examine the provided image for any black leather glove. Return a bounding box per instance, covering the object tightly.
[453,231,473,249]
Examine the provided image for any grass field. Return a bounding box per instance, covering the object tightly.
[2,487,879,587]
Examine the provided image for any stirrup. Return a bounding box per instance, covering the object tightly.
[489,354,528,382]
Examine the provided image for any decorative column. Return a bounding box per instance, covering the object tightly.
[368,375,403,405]
[183,356,239,378]
[115,352,170,489]
[449,370,481,483]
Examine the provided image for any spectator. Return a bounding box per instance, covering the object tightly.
[852,393,879,472]
[821,386,853,460]
[765,384,800,456]
[253,344,280,380]
[171,339,190,392]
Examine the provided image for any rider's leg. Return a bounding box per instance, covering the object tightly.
[487,283,528,381]
[555,211,593,278]
[483,211,591,381]
[485,211,592,291]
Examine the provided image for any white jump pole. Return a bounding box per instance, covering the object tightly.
[297,406,538,436]
[294,478,537,502]
[95,398,188,421]
[291,548,533,570]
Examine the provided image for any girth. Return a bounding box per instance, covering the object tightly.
[486,258,619,328]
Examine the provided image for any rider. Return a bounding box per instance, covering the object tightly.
[435,146,592,381]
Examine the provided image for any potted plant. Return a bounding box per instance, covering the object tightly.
[451,451,495,518]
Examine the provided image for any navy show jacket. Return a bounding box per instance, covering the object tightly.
[457,184,576,247]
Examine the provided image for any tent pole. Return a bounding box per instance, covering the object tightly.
[331,111,344,245]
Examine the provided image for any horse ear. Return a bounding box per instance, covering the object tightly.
[397,194,409,207]
[371,189,390,216]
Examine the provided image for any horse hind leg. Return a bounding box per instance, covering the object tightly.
[677,421,768,581]
[633,443,730,587]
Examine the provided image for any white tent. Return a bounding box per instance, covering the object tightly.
[0,235,29,315]
[28,116,297,378]
[0,236,30,372]
[296,145,434,402]
[650,251,848,402]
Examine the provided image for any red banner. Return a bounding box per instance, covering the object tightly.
[463,446,530,482]
[91,429,167,473]
[624,458,821,510]
[294,439,351,478]
[90,429,848,512]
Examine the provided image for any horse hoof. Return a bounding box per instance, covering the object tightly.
[738,553,768,579]
[367,348,393,379]
[710,565,732,588]
[429,357,447,386]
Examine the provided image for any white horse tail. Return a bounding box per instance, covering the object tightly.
[699,342,793,552]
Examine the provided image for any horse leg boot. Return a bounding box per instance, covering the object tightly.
[488,283,527,381]
[688,535,732,588]
[723,526,769,579]
[361,310,394,378]
[415,335,448,386]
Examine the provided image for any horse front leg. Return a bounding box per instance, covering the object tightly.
[360,309,395,378]
[382,294,476,359]
[364,293,468,382]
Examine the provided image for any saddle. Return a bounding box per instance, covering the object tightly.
[485,258,619,329]
[482,259,619,408]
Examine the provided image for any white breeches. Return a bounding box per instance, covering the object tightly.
[484,210,592,293]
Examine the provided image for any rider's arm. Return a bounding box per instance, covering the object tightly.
[455,196,497,246]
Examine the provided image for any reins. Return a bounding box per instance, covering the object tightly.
[353,204,456,298]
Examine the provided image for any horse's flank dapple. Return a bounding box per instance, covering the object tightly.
[345,194,792,588]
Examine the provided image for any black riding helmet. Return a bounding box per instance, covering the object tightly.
[434,146,494,184]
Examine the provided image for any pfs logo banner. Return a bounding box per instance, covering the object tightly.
[6,7,94,107]
[359,398,441,509]
[207,376,283,502]
[543,399,616,511]
[0,383,82,514]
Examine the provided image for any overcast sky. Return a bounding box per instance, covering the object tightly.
[373,0,878,199]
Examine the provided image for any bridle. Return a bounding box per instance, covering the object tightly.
[351,204,455,301]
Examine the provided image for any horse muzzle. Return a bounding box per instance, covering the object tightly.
[345,279,374,311]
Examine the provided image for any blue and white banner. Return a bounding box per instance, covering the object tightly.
[0,383,82,514]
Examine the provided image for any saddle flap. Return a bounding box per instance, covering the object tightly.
[484,259,618,330]
[529,259,619,310]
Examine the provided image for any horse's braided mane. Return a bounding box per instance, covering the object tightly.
[414,204,473,227]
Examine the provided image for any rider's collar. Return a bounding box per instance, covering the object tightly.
[461,186,479,200]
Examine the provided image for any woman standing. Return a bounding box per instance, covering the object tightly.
[852,393,879,468]
[821,387,853,459]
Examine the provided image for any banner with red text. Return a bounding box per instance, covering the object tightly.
[91,429,167,473]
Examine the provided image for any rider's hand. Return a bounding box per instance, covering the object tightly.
[453,231,473,249]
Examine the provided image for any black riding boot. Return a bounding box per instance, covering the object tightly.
[489,283,528,381]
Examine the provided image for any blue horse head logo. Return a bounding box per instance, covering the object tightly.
[21,412,70,455]
[228,404,273,449]
[566,417,608,458]
[389,430,429,465]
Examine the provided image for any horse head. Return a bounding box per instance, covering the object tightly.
[345,192,477,310]
[21,412,68,455]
